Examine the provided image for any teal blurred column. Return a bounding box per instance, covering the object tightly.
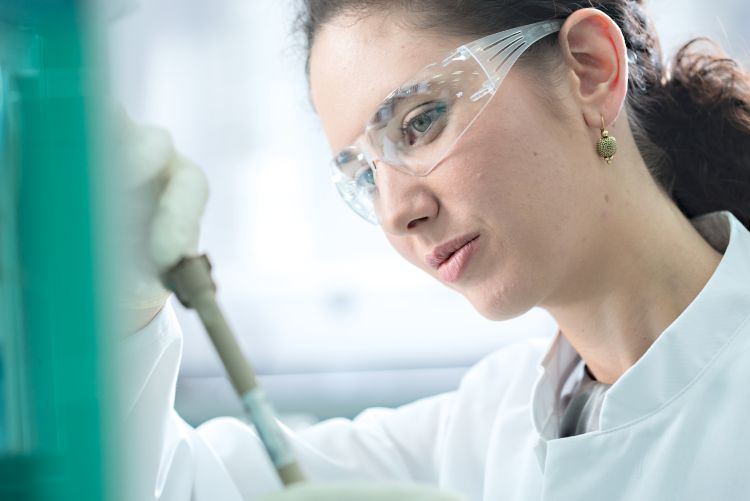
[0,1,116,500]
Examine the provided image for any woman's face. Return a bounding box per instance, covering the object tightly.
[310,12,613,320]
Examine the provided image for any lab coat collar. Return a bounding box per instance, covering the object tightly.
[530,211,750,442]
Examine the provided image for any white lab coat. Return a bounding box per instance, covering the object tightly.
[122,210,750,500]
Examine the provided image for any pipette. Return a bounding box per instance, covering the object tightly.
[161,254,305,486]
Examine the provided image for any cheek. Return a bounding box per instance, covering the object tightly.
[444,130,548,227]
[435,116,583,299]
[456,97,588,236]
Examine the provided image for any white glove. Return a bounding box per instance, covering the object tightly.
[114,106,208,324]
[258,482,466,501]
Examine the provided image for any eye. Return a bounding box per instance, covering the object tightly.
[354,166,376,189]
[401,102,448,147]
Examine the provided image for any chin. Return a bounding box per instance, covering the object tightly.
[464,287,536,321]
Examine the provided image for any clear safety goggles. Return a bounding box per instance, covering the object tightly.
[329,19,563,224]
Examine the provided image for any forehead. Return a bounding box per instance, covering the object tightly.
[309,12,467,153]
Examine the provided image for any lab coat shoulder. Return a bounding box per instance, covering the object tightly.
[124,299,553,500]
[197,386,459,493]
[434,337,549,497]
[261,336,551,497]
[123,300,420,499]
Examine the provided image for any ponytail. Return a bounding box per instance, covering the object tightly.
[627,37,750,230]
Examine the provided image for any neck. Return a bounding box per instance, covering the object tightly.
[542,190,722,385]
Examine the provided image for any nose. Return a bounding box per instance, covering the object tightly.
[374,161,439,234]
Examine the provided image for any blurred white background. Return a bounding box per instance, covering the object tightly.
[107,0,750,425]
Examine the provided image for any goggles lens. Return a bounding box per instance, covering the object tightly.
[366,53,492,176]
[330,146,377,223]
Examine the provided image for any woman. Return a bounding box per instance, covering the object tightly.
[123,1,750,499]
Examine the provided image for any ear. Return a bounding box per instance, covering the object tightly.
[558,8,629,128]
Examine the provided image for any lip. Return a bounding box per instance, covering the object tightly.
[425,233,481,283]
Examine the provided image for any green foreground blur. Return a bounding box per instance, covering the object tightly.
[0,2,116,500]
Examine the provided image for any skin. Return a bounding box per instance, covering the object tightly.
[309,8,723,384]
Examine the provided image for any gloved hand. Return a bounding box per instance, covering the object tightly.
[258,481,466,501]
[114,106,209,331]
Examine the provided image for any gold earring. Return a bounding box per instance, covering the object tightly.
[596,115,617,164]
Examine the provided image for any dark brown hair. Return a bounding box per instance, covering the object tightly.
[297,1,750,230]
